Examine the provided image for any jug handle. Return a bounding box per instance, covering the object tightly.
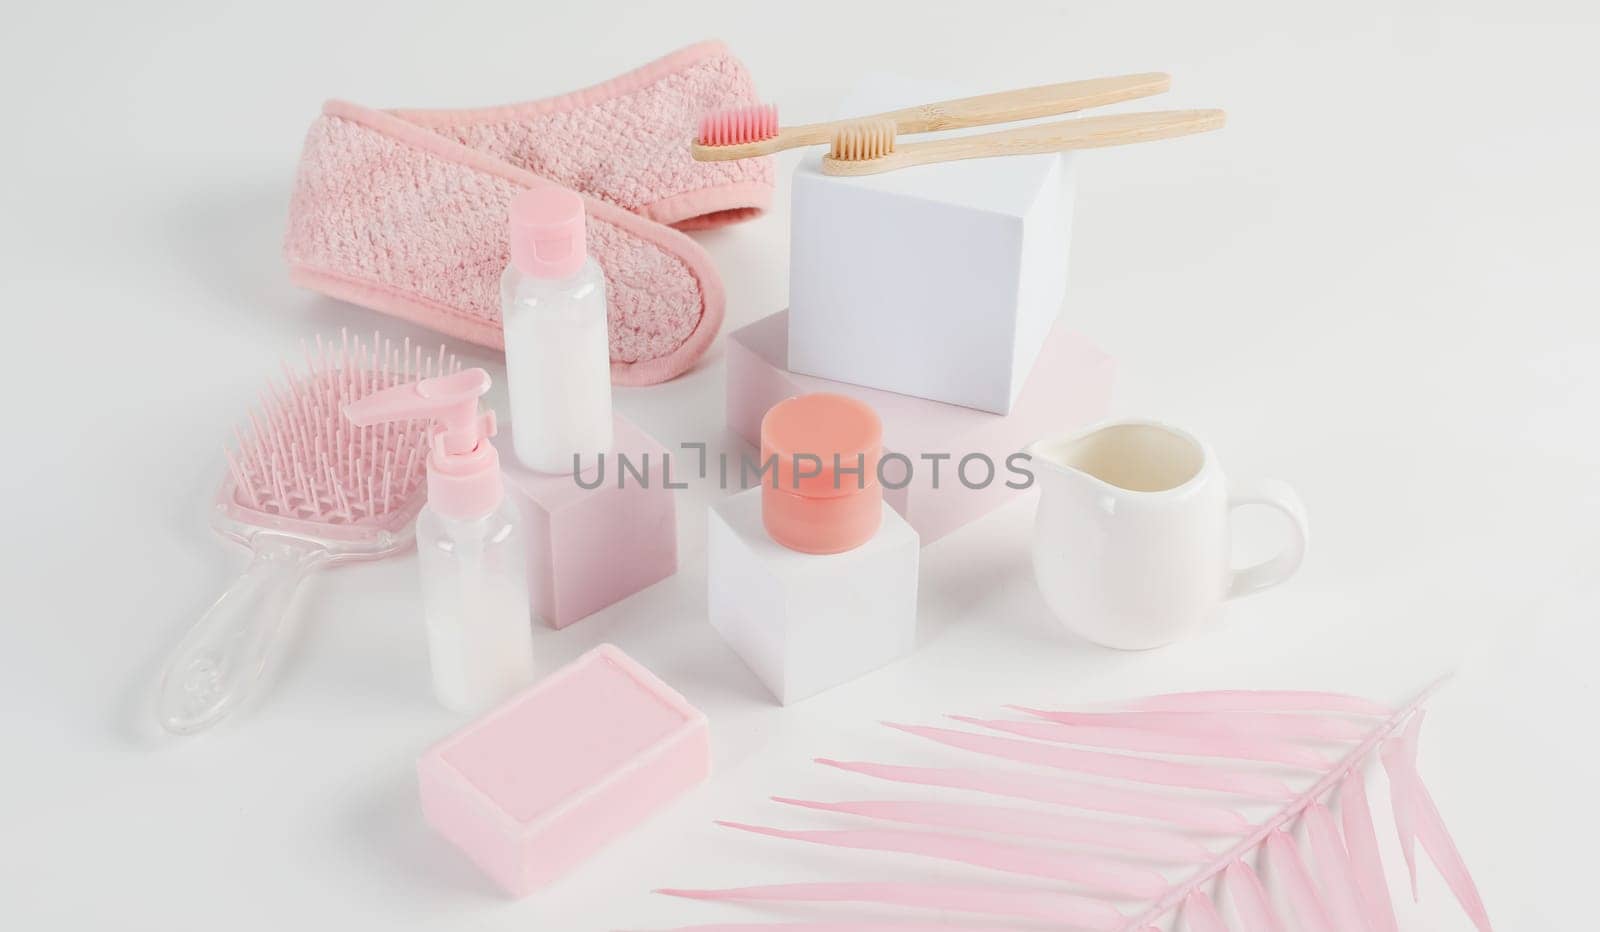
[1227,479,1310,599]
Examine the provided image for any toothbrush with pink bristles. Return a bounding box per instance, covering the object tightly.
[691,71,1172,161]
[155,332,457,735]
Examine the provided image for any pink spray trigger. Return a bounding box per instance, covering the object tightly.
[344,367,504,520]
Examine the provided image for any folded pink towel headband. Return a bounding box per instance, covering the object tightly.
[285,41,774,386]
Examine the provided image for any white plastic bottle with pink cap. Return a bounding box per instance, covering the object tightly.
[500,187,614,474]
[344,368,535,713]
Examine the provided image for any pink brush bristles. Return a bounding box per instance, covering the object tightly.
[222,330,460,528]
[697,103,778,147]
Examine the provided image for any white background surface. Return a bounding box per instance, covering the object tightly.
[4,1,1595,928]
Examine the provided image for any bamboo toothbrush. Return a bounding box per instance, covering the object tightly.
[820,108,1226,176]
[693,72,1172,161]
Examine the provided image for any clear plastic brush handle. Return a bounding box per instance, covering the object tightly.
[157,534,328,735]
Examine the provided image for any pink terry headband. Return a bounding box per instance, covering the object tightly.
[284,41,774,386]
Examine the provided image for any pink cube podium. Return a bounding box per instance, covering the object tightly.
[500,415,678,628]
[727,310,1115,543]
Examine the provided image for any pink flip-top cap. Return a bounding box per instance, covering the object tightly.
[509,187,588,279]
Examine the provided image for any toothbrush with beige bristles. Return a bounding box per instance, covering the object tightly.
[820,108,1226,176]
[693,72,1173,161]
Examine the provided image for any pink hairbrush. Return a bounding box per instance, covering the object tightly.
[156,331,459,735]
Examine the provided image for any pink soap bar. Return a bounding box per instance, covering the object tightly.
[500,414,678,628]
[727,310,1115,543]
[418,644,710,896]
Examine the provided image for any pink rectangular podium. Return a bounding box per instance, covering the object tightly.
[501,416,678,628]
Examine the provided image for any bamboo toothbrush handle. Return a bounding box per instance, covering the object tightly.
[873,72,1172,134]
[825,109,1226,176]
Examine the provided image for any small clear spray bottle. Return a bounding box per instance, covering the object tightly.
[345,368,535,713]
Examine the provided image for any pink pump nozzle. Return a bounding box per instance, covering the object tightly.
[344,368,504,520]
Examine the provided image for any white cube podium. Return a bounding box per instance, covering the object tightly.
[707,489,919,706]
[788,75,1076,414]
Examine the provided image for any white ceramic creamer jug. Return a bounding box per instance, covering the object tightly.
[1029,420,1309,649]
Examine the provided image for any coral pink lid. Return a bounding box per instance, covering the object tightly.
[760,393,883,554]
[509,187,587,279]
